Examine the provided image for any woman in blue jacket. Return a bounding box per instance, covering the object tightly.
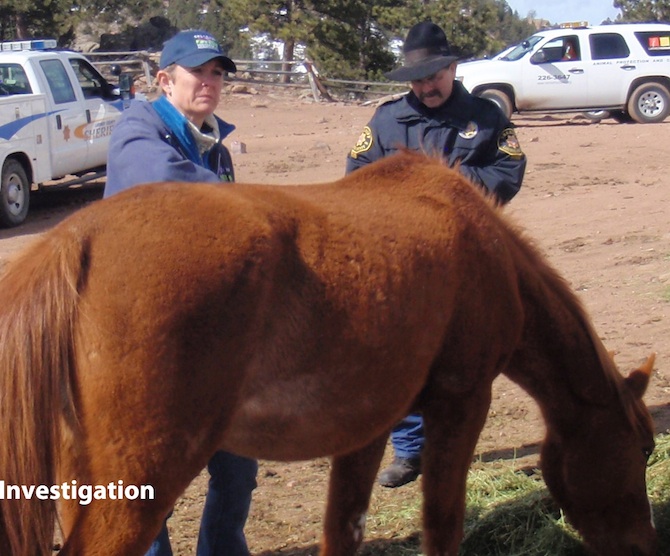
[106,30,257,556]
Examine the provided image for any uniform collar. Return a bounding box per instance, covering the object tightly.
[396,81,473,130]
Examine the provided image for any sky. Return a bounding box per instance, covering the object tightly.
[504,0,621,26]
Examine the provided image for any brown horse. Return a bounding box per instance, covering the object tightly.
[0,150,657,556]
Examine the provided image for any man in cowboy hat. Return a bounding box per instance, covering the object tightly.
[346,21,526,488]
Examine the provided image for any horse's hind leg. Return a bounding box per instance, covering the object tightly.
[56,424,208,555]
[321,434,388,556]
[420,384,493,555]
[58,497,171,556]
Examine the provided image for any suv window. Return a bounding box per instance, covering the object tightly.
[536,35,581,63]
[635,31,670,56]
[590,33,630,60]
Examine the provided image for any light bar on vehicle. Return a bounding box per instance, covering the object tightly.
[0,39,58,52]
[559,22,589,29]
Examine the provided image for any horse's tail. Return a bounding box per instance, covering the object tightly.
[0,229,87,555]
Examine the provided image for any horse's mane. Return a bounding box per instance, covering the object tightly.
[356,150,625,399]
[498,211,626,403]
[511,228,651,433]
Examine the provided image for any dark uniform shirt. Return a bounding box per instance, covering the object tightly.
[346,81,525,204]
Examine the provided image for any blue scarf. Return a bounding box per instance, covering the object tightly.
[152,96,206,168]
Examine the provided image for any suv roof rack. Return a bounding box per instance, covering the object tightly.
[0,39,58,52]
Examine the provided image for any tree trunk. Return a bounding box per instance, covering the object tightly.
[15,13,29,39]
[281,37,295,84]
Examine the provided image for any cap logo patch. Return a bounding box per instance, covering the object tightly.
[195,35,220,52]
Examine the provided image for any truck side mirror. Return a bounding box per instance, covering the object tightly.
[530,51,547,64]
[118,73,134,100]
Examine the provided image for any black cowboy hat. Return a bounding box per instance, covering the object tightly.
[385,22,458,82]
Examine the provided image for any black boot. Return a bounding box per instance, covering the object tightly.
[377,456,421,488]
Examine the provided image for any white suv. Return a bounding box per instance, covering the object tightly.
[455,23,670,123]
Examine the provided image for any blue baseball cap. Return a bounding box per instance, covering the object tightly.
[159,30,236,72]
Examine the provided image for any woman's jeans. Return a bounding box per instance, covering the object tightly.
[145,451,258,556]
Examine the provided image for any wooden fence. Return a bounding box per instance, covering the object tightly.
[86,51,407,102]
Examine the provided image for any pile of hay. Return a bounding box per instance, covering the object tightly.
[363,432,670,555]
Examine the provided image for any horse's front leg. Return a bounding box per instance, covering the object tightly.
[420,383,493,556]
[320,434,388,556]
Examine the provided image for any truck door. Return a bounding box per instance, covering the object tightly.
[38,58,92,178]
[520,35,590,110]
[67,56,122,168]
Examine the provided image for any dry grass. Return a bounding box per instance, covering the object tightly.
[355,432,670,556]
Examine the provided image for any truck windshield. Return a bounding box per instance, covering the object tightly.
[0,64,32,95]
[500,35,544,61]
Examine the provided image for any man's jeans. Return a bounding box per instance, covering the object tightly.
[390,413,425,459]
[145,451,258,556]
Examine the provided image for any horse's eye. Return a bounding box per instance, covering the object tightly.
[643,446,654,462]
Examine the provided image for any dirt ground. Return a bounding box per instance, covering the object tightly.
[1,85,669,554]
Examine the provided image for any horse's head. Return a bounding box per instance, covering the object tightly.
[541,355,657,556]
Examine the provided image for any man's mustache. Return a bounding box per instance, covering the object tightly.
[419,90,443,102]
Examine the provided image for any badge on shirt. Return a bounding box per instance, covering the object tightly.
[350,126,373,158]
[498,128,524,158]
[458,121,479,139]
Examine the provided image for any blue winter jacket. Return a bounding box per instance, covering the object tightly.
[105,99,235,197]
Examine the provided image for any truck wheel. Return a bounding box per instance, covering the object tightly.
[0,159,30,227]
[627,82,670,123]
[479,89,513,120]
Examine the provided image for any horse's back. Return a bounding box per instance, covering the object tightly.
[54,151,523,462]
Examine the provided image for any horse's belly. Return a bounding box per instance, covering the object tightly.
[221,401,400,461]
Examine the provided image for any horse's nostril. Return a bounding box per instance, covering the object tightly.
[630,546,645,556]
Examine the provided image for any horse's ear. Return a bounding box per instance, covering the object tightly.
[625,353,655,399]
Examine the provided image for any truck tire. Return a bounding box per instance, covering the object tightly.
[479,89,513,120]
[627,82,670,123]
[0,159,30,227]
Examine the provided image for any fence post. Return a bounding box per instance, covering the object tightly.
[304,60,333,102]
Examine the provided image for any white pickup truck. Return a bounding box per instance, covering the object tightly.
[0,39,134,227]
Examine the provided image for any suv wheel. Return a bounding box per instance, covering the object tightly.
[479,89,513,120]
[583,110,609,122]
[627,82,670,123]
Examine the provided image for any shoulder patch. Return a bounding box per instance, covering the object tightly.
[498,128,524,158]
[350,126,373,159]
